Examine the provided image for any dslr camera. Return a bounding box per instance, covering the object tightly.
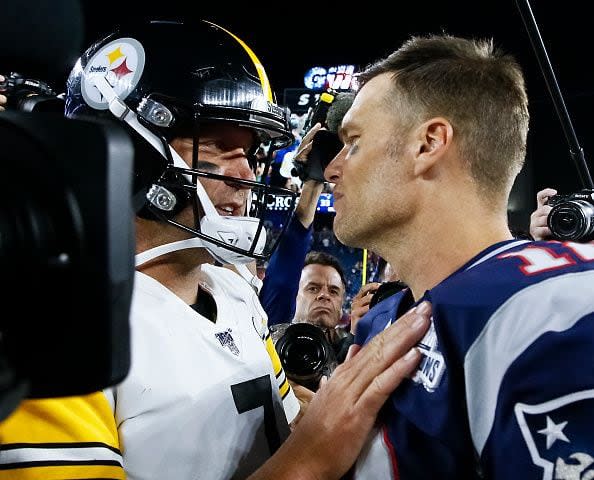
[0,71,63,112]
[546,189,594,241]
[269,323,340,391]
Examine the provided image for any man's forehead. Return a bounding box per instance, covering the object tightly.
[300,264,344,288]
[340,76,390,135]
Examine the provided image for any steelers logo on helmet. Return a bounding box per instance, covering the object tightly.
[81,38,145,110]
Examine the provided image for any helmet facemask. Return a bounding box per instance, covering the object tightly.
[137,116,297,265]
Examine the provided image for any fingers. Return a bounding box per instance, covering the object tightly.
[0,75,6,112]
[350,283,382,331]
[293,123,324,162]
[355,302,430,407]
[301,122,323,143]
[531,188,557,240]
[536,188,557,208]
[291,382,315,404]
[337,301,431,405]
[354,282,381,300]
[272,302,431,479]
[531,224,553,241]
[529,205,553,240]
[289,382,315,431]
[344,344,361,362]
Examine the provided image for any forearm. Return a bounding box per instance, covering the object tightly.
[247,441,319,480]
[295,180,324,228]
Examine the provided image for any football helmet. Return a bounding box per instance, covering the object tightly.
[65,19,297,287]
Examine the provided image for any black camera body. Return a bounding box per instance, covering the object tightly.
[291,130,343,183]
[0,112,134,420]
[270,322,339,391]
[546,189,594,241]
[0,71,63,112]
[291,90,344,183]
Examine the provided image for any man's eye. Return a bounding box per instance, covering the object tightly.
[195,161,221,173]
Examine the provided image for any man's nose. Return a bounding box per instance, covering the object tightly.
[224,159,256,187]
[316,289,330,300]
[324,146,346,183]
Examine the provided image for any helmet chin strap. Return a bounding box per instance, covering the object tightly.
[133,238,263,294]
[93,76,264,293]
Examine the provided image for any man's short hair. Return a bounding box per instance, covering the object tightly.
[304,251,346,288]
[357,34,529,199]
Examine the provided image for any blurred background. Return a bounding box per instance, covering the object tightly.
[77,0,594,209]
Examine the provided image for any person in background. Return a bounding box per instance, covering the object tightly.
[324,33,594,478]
[259,124,325,326]
[261,92,356,327]
[0,20,431,480]
[293,251,346,336]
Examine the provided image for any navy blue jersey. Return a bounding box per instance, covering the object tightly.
[354,239,594,479]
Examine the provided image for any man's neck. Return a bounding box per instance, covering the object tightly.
[383,204,513,300]
[136,218,214,303]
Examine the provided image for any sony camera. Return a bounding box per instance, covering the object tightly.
[0,71,63,112]
[546,189,594,242]
[269,323,339,391]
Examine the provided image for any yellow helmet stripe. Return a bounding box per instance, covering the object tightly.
[204,20,273,103]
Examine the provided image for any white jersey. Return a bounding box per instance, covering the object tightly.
[106,265,299,480]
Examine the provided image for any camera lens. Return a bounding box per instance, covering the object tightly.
[548,200,594,241]
[281,334,326,375]
[271,323,337,391]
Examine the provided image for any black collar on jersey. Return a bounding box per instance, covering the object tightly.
[190,286,218,323]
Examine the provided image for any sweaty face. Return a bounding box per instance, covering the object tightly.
[294,264,345,329]
[324,73,416,248]
[170,123,257,218]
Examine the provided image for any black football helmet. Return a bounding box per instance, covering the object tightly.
[65,19,297,280]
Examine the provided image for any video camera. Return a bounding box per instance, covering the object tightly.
[269,322,341,392]
[546,189,594,241]
[0,111,134,421]
[291,90,346,183]
[0,71,64,112]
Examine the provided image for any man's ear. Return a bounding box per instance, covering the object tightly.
[413,117,453,177]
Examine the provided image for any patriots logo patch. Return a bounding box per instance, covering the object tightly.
[514,389,594,480]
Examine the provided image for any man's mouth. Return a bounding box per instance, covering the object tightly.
[215,201,245,217]
[312,306,332,314]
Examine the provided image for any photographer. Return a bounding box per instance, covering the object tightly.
[293,251,347,340]
[270,251,355,392]
[261,93,351,326]
[259,124,325,326]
